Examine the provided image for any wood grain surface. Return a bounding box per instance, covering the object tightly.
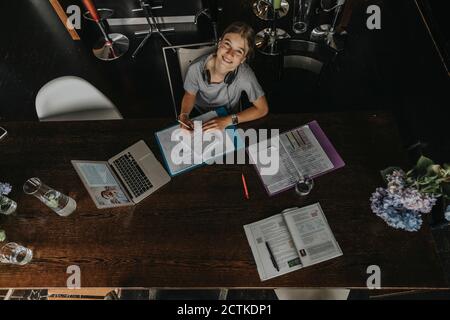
[0,112,446,289]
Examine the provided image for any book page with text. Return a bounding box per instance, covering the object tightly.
[283,203,343,267]
[279,125,334,178]
[244,213,303,281]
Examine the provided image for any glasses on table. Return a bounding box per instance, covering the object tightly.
[0,127,7,141]
[0,242,33,265]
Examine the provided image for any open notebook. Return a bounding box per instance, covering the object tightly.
[244,203,343,281]
[155,108,243,176]
[247,120,345,196]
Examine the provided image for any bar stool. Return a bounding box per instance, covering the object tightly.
[253,0,290,55]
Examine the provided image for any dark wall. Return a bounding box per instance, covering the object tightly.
[60,0,202,17]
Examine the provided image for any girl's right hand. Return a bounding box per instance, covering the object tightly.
[179,113,194,130]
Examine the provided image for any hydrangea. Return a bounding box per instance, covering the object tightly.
[370,187,423,232]
[400,187,437,213]
[386,170,406,192]
[445,205,450,222]
[0,182,12,195]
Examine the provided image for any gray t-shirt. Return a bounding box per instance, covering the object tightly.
[183,54,265,113]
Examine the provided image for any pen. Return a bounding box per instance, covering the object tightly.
[265,241,279,272]
[177,119,193,130]
[241,173,249,200]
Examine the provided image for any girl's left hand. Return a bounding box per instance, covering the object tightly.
[202,116,232,132]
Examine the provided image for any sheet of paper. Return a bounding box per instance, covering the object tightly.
[244,214,303,281]
[282,203,343,267]
[248,139,299,195]
[180,112,236,163]
[248,124,335,195]
[280,125,334,178]
[156,111,236,175]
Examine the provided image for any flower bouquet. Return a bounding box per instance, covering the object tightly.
[370,156,450,232]
[0,181,14,242]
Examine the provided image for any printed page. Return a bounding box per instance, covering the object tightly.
[282,203,343,267]
[247,139,299,195]
[180,111,236,163]
[156,111,235,174]
[280,125,334,178]
[244,213,303,281]
[72,161,132,208]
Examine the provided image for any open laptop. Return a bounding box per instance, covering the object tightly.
[72,140,171,209]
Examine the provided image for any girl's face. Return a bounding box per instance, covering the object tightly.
[216,32,248,72]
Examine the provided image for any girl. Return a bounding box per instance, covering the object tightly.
[179,21,269,131]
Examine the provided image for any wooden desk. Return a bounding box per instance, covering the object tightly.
[0,112,447,289]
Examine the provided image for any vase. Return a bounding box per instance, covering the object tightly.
[0,195,17,215]
[430,197,449,230]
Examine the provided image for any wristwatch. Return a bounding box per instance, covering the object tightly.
[231,114,239,125]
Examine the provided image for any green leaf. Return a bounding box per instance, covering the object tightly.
[427,164,441,173]
[380,166,402,183]
[415,156,434,175]
[0,229,5,242]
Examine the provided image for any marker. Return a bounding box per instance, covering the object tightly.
[241,173,249,200]
[177,119,193,130]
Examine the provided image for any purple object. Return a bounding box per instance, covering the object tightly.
[251,120,345,196]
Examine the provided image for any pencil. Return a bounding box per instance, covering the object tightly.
[177,119,193,130]
[241,173,249,200]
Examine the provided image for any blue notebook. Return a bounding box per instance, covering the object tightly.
[155,108,244,177]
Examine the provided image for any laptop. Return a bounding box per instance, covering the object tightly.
[72,140,171,209]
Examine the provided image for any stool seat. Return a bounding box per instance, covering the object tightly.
[35,76,123,121]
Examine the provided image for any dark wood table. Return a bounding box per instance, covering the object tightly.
[0,112,447,289]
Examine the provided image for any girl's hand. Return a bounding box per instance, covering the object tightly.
[202,116,232,132]
[178,113,194,131]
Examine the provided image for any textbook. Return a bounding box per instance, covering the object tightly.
[244,203,343,281]
[155,108,243,176]
[247,120,345,196]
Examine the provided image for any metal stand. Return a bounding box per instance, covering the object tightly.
[194,7,220,43]
[254,1,290,56]
[84,8,129,61]
[132,0,175,58]
[310,0,346,51]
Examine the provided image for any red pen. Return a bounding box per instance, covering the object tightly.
[241,173,250,200]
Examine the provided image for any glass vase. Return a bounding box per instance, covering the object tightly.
[0,195,17,215]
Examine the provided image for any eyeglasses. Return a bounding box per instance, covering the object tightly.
[0,127,7,141]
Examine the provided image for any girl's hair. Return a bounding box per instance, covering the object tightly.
[220,21,255,59]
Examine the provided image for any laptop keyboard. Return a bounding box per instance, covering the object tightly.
[113,152,153,198]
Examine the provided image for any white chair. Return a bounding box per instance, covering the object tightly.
[162,42,215,119]
[35,76,123,121]
[275,288,350,300]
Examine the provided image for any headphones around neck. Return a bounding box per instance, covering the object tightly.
[202,55,239,86]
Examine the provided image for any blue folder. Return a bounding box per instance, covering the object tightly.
[155,107,244,177]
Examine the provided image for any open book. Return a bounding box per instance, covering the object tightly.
[247,121,345,196]
[155,109,243,176]
[244,203,343,281]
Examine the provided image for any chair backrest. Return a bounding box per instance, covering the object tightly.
[163,42,215,119]
[178,46,216,82]
[35,76,123,121]
[280,39,337,75]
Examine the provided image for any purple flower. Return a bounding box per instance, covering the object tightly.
[0,182,12,195]
[401,187,437,213]
[370,187,423,232]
